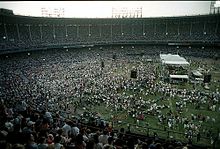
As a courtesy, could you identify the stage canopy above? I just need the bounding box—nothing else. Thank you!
[160,54,190,66]
[192,70,203,77]
[170,75,189,79]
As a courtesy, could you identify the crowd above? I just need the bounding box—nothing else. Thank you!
[0,45,220,149]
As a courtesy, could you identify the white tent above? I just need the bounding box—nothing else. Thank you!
[192,70,203,77]
[160,54,190,83]
[170,75,189,79]
[160,54,190,66]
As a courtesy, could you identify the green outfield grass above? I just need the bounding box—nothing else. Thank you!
[76,58,220,148]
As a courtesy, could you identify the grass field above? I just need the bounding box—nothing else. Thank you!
[73,57,220,148]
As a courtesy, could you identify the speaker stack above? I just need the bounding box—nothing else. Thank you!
[204,74,211,83]
[130,70,137,79]
[113,54,116,60]
[101,61,104,68]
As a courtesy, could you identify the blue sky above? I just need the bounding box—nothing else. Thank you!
[0,1,215,18]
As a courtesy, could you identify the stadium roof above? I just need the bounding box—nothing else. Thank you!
[160,54,190,66]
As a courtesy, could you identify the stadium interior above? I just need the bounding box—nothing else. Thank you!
[0,7,220,149]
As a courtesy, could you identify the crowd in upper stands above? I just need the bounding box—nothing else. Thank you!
[0,13,219,51]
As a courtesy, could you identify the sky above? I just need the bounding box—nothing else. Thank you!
[0,1,218,18]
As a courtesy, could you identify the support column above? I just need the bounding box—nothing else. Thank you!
[28,25,32,41]
[215,21,219,34]
[4,24,8,41]
[16,24,20,41]
[190,22,192,36]
[99,24,101,38]
[111,24,113,40]
[53,25,55,39]
[203,22,206,34]
[131,24,134,36]
[40,25,42,41]
[165,21,168,34]
[177,21,180,35]
[121,24,123,36]
[65,25,68,37]
[88,24,91,37]
[76,25,79,38]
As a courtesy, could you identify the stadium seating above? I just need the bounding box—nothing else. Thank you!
[0,14,219,51]
[0,13,219,148]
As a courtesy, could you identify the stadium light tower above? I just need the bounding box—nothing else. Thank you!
[41,8,48,17]
[112,7,142,18]
[41,7,65,17]
[210,1,220,14]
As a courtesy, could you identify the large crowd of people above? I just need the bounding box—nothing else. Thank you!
[0,45,220,149]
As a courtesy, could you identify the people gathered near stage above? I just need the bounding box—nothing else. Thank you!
[0,46,219,148]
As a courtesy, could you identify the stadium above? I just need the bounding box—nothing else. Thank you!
[0,1,220,149]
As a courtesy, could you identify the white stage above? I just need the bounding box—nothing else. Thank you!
[160,54,190,83]
[170,75,189,79]
[160,54,190,66]
[191,70,203,77]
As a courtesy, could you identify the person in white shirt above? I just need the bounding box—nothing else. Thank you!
[62,120,71,137]
[103,137,115,149]
[71,123,80,137]
[98,130,109,145]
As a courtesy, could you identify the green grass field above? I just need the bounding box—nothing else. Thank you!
[74,57,220,148]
